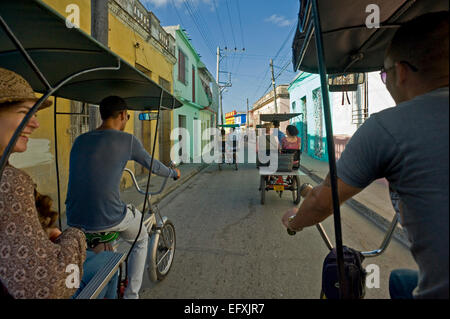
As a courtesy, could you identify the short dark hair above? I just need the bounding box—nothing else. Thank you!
[99,96,128,120]
[286,125,299,136]
[273,120,280,127]
[387,11,449,78]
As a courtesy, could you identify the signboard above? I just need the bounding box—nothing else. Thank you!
[139,112,159,121]
[225,110,237,119]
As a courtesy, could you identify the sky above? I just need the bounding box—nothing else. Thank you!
[140,0,301,115]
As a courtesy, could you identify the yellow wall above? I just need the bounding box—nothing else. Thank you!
[15,0,176,209]
[11,0,93,212]
[108,12,175,166]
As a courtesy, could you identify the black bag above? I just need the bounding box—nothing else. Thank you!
[321,246,366,299]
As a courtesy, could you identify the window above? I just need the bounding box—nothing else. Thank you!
[135,63,152,79]
[178,48,188,85]
[159,76,171,92]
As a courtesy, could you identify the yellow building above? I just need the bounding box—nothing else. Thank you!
[9,0,176,217]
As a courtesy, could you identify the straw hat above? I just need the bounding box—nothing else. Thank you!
[0,67,52,109]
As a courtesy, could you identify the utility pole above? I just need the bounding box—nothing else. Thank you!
[90,0,109,131]
[270,59,278,114]
[216,46,232,125]
[216,47,224,125]
[246,98,249,129]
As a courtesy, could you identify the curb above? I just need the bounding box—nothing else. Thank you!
[136,163,209,212]
[299,164,411,248]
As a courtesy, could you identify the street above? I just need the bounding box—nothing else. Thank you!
[138,147,417,299]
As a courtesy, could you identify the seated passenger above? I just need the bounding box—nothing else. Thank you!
[0,68,117,299]
[281,125,301,167]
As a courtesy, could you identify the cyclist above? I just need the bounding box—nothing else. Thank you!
[282,12,449,299]
[65,96,180,299]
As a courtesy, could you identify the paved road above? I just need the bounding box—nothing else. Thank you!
[138,155,417,299]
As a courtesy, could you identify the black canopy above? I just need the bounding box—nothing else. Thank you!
[292,0,449,74]
[0,0,182,110]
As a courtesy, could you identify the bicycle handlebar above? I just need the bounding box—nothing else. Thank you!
[123,166,174,196]
[287,182,400,258]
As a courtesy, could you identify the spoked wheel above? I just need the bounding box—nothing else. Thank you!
[292,175,301,204]
[148,220,176,282]
[260,176,266,205]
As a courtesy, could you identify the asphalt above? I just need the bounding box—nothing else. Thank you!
[63,149,410,249]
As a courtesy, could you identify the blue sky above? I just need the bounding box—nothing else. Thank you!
[141,0,300,115]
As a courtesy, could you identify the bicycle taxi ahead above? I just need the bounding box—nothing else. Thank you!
[257,113,303,205]
[217,124,239,171]
[0,0,183,299]
[289,0,448,299]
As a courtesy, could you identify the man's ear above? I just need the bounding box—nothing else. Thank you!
[395,62,408,86]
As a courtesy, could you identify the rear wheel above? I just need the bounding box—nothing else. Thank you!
[292,175,301,204]
[148,220,176,282]
[260,176,266,205]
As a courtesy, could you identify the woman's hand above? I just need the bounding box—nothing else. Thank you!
[46,227,62,242]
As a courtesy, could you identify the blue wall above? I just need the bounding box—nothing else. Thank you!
[288,73,330,162]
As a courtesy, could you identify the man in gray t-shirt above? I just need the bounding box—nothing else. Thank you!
[66,96,180,299]
[282,12,449,298]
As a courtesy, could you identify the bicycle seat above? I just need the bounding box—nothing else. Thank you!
[85,232,119,249]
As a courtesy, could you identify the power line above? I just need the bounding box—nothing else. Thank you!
[182,0,216,57]
[225,0,238,50]
[212,0,228,49]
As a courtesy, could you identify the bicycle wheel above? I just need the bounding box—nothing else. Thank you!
[147,220,176,282]
[260,176,266,205]
[292,175,301,204]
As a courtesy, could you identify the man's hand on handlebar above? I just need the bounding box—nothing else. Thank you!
[173,168,181,181]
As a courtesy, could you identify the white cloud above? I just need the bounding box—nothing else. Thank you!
[265,14,294,27]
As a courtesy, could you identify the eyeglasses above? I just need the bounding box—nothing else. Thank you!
[380,61,419,84]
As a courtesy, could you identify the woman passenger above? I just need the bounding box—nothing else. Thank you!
[0,67,116,299]
[281,125,301,167]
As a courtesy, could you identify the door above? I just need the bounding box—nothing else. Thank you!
[178,115,186,163]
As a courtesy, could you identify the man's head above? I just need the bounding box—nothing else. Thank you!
[383,11,449,104]
[99,96,130,131]
[273,120,280,128]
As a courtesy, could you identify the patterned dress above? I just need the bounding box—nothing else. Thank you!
[0,164,86,299]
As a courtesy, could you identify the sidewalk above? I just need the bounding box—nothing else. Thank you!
[299,154,410,247]
[120,162,208,212]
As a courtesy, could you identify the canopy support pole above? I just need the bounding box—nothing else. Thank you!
[125,89,164,269]
[310,0,348,299]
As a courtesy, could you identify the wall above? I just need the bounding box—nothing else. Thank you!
[8,0,93,211]
[288,71,395,162]
[9,0,177,218]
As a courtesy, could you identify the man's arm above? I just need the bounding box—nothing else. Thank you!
[282,115,398,232]
[283,174,363,231]
[130,135,178,178]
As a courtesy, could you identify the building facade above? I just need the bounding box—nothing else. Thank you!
[251,84,290,134]
[164,25,219,163]
[8,0,179,213]
[288,72,395,161]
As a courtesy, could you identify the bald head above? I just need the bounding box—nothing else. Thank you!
[386,11,449,82]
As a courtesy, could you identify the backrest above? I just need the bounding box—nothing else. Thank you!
[281,148,300,162]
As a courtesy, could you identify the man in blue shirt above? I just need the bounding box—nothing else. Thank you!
[282,12,448,298]
[272,120,286,148]
[66,96,180,299]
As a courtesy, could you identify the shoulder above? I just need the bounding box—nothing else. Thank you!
[0,165,33,195]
